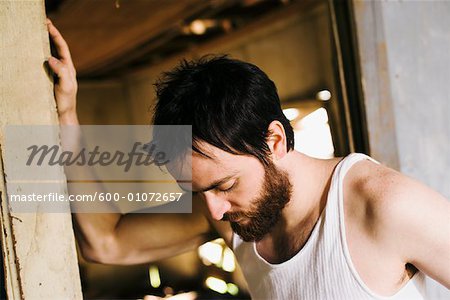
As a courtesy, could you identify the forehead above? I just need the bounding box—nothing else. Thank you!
[193,143,238,170]
[166,142,262,189]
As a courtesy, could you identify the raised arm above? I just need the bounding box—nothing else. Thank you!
[47,19,212,265]
[73,200,213,265]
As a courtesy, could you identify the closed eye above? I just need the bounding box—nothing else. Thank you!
[218,181,236,193]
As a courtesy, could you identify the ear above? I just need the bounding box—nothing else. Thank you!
[266,120,288,160]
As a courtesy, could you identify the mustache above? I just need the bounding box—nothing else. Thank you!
[221,211,251,222]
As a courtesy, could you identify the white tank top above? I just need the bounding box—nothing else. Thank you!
[232,153,427,300]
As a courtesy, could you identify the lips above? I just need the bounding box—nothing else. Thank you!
[223,212,248,223]
[232,217,251,226]
[231,217,243,223]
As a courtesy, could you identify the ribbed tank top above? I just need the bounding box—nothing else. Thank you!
[232,153,427,300]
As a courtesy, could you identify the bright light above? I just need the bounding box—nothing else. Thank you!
[222,248,236,272]
[205,277,228,294]
[283,108,300,121]
[227,283,239,296]
[149,265,161,288]
[299,107,328,128]
[316,90,331,101]
[294,108,334,159]
[190,20,206,35]
[198,242,223,265]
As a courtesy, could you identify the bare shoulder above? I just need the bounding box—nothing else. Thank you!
[344,158,449,237]
[344,158,399,214]
[345,158,449,232]
[344,158,450,288]
[342,158,395,233]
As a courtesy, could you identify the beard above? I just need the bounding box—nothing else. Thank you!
[222,161,293,242]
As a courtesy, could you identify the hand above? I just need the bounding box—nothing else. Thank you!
[46,18,79,125]
[143,291,197,300]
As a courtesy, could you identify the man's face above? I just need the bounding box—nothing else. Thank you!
[170,143,293,242]
[223,160,292,241]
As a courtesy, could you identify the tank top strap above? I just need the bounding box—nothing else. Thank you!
[332,152,381,228]
[321,152,381,246]
[338,153,381,178]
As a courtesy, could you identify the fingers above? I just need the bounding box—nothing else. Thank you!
[48,56,70,78]
[48,56,77,95]
[46,18,74,67]
[142,292,197,300]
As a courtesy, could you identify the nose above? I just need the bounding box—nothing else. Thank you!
[203,191,231,221]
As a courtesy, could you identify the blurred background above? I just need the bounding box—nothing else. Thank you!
[46,0,354,298]
[43,0,450,299]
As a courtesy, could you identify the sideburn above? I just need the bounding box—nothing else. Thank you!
[229,161,293,242]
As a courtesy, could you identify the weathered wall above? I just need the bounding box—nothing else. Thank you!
[381,1,450,198]
[354,0,450,197]
[0,0,82,299]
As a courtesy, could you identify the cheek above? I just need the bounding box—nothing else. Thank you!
[232,171,265,208]
[243,161,266,193]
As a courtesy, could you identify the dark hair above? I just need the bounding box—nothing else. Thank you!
[153,55,294,165]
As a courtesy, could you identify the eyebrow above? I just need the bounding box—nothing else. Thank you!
[181,172,238,193]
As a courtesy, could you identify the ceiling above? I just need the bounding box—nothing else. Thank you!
[46,0,298,79]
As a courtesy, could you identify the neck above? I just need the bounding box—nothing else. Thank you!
[259,152,339,258]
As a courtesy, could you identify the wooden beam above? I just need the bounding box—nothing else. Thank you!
[49,0,212,76]
[127,0,322,80]
[0,1,83,298]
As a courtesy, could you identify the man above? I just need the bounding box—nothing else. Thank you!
[47,19,450,299]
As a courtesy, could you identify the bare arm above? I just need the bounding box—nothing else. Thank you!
[359,161,450,288]
[73,200,212,265]
[47,19,212,265]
